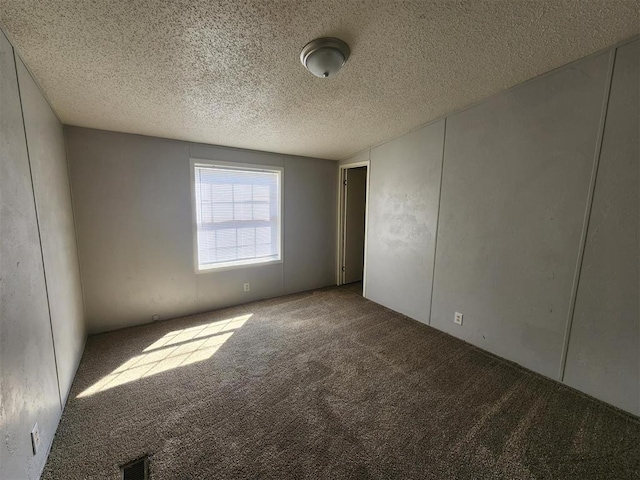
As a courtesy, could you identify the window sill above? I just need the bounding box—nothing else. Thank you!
[195,258,282,274]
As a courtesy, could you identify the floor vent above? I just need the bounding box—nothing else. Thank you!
[120,455,149,480]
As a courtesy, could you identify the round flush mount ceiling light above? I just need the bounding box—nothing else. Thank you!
[300,37,350,78]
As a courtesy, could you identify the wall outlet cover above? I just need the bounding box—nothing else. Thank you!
[244,283,251,292]
[454,312,463,325]
[152,314,160,321]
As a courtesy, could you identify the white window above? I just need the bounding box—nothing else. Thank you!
[191,160,282,271]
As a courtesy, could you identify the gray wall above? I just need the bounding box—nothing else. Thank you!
[366,122,444,323]
[563,40,639,414]
[431,51,610,379]
[282,155,337,294]
[348,38,639,415]
[66,127,336,333]
[0,29,86,480]
[16,58,86,404]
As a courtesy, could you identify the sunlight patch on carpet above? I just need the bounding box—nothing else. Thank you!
[77,314,252,398]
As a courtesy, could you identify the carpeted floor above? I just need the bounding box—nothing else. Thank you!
[43,285,639,479]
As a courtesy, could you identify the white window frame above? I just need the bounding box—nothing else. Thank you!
[190,158,284,273]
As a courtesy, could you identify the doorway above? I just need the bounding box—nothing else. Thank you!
[337,161,369,295]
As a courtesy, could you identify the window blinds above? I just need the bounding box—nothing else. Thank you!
[194,164,281,270]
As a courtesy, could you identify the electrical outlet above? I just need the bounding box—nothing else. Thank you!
[454,312,463,325]
[31,423,40,455]
[243,283,251,292]
[152,314,160,321]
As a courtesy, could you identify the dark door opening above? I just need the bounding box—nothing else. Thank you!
[341,165,367,293]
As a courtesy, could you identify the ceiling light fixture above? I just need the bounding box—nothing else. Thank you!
[300,37,350,78]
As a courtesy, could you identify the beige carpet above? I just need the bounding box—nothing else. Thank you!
[43,285,639,479]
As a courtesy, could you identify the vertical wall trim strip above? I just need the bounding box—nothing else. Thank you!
[63,128,88,334]
[427,118,447,326]
[281,156,286,296]
[13,50,63,410]
[558,48,617,382]
[362,149,371,298]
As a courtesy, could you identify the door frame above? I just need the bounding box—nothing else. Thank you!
[336,160,370,295]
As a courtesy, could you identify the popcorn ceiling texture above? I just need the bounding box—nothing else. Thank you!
[0,0,638,160]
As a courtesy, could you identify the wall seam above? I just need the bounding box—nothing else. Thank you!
[362,148,371,298]
[188,143,201,314]
[558,48,617,382]
[61,127,89,404]
[13,50,63,410]
[427,119,447,326]
[281,156,286,295]
[63,127,89,338]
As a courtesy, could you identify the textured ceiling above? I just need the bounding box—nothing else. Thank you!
[1,1,638,160]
